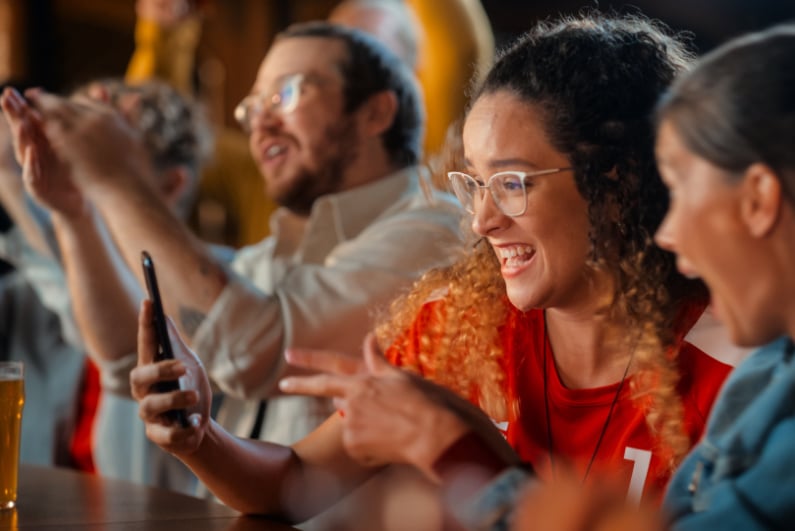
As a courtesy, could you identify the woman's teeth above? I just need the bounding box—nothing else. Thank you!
[497,246,534,266]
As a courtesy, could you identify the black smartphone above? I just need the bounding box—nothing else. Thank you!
[141,251,189,428]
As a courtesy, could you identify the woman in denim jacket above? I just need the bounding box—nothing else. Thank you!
[653,23,795,530]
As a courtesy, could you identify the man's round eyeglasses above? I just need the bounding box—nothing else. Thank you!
[447,168,573,217]
[234,73,307,133]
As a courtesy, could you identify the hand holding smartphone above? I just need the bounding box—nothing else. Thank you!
[141,251,189,428]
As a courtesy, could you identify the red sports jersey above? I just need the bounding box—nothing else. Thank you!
[387,301,732,504]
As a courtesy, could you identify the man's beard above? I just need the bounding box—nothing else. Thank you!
[274,119,359,216]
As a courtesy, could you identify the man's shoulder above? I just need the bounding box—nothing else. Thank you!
[377,194,461,225]
[370,169,462,228]
[317,166,463,237]
[377,167,461,217]
[358,188,462,247]
[228,236,278,273]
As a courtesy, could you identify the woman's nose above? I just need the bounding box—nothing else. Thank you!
[471,189,509,236]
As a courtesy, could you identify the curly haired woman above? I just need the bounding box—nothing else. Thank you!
[128,12,732,529]
[370,12,732,503]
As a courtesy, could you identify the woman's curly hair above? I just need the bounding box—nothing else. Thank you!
[377,12,707,469]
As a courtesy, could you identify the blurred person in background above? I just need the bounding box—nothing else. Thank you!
[0,77,221,494]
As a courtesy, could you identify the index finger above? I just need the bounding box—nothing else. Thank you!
[278,372,354,398]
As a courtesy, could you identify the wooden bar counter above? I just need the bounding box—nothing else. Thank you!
[2,464,296,530]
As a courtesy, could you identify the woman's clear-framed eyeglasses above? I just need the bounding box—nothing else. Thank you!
[447,168,573,217]
[234,73,308,133]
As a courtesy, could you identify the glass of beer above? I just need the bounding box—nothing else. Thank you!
[0,362,24,510]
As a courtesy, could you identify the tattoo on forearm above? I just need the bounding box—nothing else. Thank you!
[180,307,207,338]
